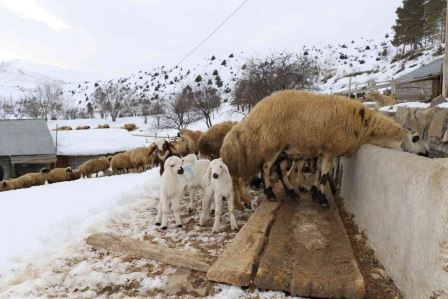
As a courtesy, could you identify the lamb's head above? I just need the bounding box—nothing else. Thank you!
[209,158,229,179]
[164,156,184,175]
[401,130,428,156]
[181,154,198,166]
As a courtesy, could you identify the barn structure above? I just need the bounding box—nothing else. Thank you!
[52,128,147,169]
[393,57,443,102]
[0,119,56,179]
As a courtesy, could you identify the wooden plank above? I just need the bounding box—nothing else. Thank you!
[206,198,281,286]
[254,195,366,299]
[86,233,211,272]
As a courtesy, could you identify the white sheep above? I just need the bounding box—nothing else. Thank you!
[199,159,238,233]
[181,154,211,212]
[155,156,186,229]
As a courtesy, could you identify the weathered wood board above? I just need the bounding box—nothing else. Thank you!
[86,233,211,272]
[254,195,366,299]
[206,198,281,286]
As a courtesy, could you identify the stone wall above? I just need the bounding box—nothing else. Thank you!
[383,107,448,157]
[340,145,448,298]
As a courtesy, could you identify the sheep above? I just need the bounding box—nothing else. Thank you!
[198,121,237,159]
[97,124,110,129]
[220,90,428,207]
[123,123,137,131]
[76,125,90,130]
[154,138,180,175]
[177,128,202,155]
[199,158,238,233]
[181,154,211,212]
[109,153,132,174]
[155,156,186,229]
[79,157,110,178]
[26,167,50,186]
[127,145,157,172]
[55,126,72,131]
[47,167,79,184]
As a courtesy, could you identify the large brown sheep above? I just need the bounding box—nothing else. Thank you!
[220,90,425,206]
[177,128,202,155]
[47,167,80,184]
[127,145,157,172]
[109,153,132,174]
[26,168,51,186]
[79,157,110,178]
[198,121,237,159]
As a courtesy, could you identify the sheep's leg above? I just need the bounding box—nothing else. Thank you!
[290,160,308,192]
[199,189,213,226]
[277,158,299,201]
[172,195,182,228]
[310,157,322,201]
[212,194,223,233]
[155,198,163,226]
[262,151,283,200]
[188,188,197,212]
[228,193,238,231]
[210,200,215,214]
[312,155,333,207]
[232,177,244,210]
[161,197,170,229]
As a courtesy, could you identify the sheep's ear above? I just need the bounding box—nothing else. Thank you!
[1,181,6,187]
[40,167,50,174]
[65,167,73,173]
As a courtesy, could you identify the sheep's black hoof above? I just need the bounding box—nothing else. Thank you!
[299,187,309,193]
[155,222,161,226]
[285,188,299,200]
[176,224,182,228]
[210,209,215,215]
[330,187,339,196]
[315,190,329,207]
[264,187,277,201]
[310,186,319,201]
[244,203,252,210]
[250,176,263,189]
[188,208,193,213]
[161,226,168,230]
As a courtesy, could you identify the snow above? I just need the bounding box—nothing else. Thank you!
[51,128,149,155]
[379,102,431,113]
[437,101,448,108]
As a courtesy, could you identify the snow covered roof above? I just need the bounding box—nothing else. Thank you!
[52,128,148,156]
[396,57,443,82]
[0,119,56,157]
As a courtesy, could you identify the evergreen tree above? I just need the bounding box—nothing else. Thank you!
[425,0,447,44]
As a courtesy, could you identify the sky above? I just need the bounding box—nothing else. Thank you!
[0,0,402,78]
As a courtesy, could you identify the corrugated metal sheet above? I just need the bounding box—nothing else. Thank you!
[396,57,443,82]
[0,119,56,157]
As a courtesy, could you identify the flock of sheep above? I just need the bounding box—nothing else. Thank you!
[1,90,428,232]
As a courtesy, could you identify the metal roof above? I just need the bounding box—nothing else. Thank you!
[396,57,443,82]
[0,119,56,156]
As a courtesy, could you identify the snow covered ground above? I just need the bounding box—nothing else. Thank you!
[0,167,298,298]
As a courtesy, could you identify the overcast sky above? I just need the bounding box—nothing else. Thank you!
[0,0,402,78]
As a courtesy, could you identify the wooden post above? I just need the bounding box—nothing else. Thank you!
[443,0,448,97]
[348,77,352,98]
[391,79,396,97]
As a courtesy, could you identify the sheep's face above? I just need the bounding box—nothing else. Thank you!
[402,130,428,156]
[155,139,167,152]
[0,181,7,191]
[165,156,184,175]
[181,154,198,166]
[210,159,228,179]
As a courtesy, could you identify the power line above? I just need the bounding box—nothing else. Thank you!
[173,0,250,68]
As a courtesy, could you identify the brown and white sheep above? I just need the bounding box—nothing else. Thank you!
[79,157,110,178]
[109,153,132,174]
[198,121,237,159]
[76,125,90,130]
[47,167,79,184]
[154,139,180,175]
[220,90,426,206]
[177,128,202,155]
[127,145,157,172]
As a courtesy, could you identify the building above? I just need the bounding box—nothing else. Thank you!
[52,128,147,169]
[393,57,443,102]
[0,119,56,179]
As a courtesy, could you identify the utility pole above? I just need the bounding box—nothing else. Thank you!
[348,77,352,98]
[443,0,448,97]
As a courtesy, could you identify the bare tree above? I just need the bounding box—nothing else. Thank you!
[149,100,165,127]
[192,84,221,128]
[0,97,25,119]
[92,83,133,121]
[162,86,200,130]
[233,52,320,111]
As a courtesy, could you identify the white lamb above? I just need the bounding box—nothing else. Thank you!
[155,156,186,229]
[199,158,238,233]
[181,154,211,212]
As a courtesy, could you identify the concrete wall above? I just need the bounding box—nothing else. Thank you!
[341,145,448,298]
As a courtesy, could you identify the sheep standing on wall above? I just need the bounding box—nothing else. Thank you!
[155,156,186,229]
[220,90,427,206]
[199,159,238,233]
